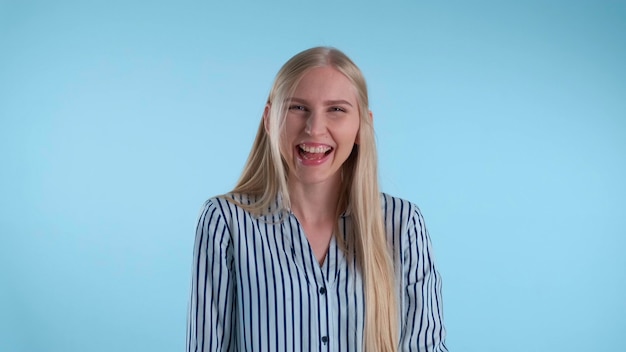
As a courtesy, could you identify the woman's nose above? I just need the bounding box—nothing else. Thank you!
[305,112,325,136]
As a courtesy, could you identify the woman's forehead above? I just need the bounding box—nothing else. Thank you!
[290,67,358,103]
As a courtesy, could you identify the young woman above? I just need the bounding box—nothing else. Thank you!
[187,47,447,352]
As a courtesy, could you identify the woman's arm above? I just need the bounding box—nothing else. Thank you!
[399,206,448,352]
[186,199,236,352]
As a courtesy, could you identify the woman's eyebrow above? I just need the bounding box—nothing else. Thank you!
[286,97,353,107]
[286,97,308,104]
[325,99,353,107]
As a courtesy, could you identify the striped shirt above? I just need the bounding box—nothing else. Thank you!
[186,193,448,351]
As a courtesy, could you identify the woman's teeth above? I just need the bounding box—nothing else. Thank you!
[299,144,331,154]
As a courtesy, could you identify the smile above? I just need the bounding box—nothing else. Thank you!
[297,143,333,163]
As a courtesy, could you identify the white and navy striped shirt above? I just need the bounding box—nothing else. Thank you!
[186,193,447,351]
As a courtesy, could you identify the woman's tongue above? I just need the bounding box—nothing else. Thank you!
[299,146,330,160]
[301,149,326,160]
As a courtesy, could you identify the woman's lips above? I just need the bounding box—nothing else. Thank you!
[296,143,333,165]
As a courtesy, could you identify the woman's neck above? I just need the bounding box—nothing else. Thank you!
[287,179,341,224]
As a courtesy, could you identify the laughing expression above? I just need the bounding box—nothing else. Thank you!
[279,66,360,189]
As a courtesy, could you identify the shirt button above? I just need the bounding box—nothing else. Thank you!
[321,336,328,344]
[319,287,326,295]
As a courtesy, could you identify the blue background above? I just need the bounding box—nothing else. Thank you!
[1,1,624,351]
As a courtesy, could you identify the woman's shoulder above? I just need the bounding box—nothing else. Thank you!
[380,192,424,219]
[200,193,258,213]
[200,192,283,221]
[379,193,431,255]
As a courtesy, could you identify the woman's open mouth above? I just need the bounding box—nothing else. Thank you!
[297,143,333,162]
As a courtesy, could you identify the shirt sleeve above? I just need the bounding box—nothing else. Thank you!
[399,206,448,351]
[186,199,236,352]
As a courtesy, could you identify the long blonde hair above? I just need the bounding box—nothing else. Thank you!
[230,47,397,352]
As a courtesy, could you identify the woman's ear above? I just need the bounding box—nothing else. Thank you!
[263,103,271,134]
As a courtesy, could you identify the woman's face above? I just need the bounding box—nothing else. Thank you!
[277,66,360,190]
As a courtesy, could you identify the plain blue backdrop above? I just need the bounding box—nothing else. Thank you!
[1,1,624,351]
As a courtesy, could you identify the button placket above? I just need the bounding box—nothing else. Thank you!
[317,275,331,349]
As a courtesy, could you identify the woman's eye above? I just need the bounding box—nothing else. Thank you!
[330,107,346,112]
[289,105,307,111]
